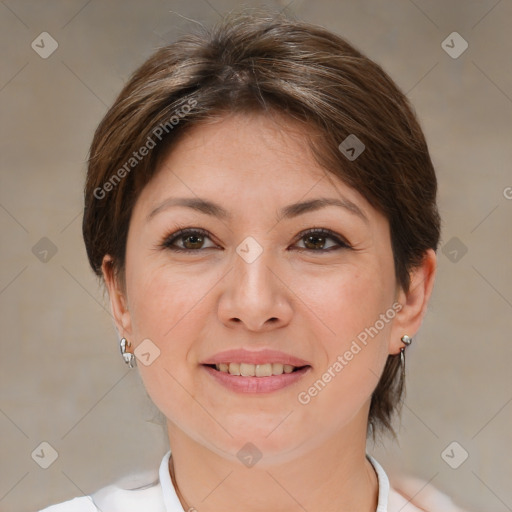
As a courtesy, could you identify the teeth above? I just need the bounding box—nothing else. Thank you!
[240,363,256,376]
[214,362,299,376]
[228,362,240,375]
[272,363,283,375]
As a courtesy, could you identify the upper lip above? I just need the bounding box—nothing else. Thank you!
[200,348,311,367]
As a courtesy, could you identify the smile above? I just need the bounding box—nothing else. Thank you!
[202,363,312,393]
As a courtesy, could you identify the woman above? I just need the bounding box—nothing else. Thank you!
[40,10,469,512]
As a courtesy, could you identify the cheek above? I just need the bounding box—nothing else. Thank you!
[124,259,214,377]
[292,261,393,346]
[128,271,183,338]
[292,263,394,411]
[125,249,207,338]
[125,265,209,426]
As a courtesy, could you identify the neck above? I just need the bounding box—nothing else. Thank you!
[166,412,379,512]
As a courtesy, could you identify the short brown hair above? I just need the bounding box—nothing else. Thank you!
[83,10,441,440]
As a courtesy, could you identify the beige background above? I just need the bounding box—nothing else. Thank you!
[1,1,511,511]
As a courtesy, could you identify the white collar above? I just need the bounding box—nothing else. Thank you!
[159,450,186,511]
[159,450,391,512]
[366,453,391,512]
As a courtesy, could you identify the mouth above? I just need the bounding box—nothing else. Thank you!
[201,362,312,393]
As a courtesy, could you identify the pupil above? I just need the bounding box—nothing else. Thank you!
[305,234,324,250]
[185,234,202,249]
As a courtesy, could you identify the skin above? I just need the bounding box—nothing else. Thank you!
[103,112,437,512]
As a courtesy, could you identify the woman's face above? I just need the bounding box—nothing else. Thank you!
[106,112,418,464]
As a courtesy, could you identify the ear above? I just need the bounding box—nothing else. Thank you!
[389,249,437,355]
[101,255,133,340]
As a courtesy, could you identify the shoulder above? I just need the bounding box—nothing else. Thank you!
[38,482,167,512]
[388,486,434,511]
[38,483,166,512]
[38,453,172,512]
[368,454,469,512]
[38,495,97,511]
[388,475,469,512]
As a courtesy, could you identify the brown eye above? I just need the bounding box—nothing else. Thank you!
[181,232,205,250]
[162,229,216,252]
[303,233,329,250]
[295,228,351,252]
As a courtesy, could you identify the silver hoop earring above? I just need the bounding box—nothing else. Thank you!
[120,337,137,368]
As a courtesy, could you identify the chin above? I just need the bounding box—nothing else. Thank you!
[201,421,314,468]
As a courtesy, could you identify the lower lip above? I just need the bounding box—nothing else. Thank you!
[202,365,311,393]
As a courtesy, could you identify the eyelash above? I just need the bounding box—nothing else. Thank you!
[159,226,352,253]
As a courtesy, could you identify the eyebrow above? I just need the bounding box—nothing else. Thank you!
[147,196,369,224]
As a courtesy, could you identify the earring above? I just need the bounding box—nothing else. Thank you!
[120,337,137,368]
[401,334,412,346]
[400,334,412,369]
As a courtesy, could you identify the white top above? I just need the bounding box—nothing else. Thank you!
[39,450,465,512]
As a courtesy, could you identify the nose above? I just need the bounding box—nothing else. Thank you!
[217,246,293,332]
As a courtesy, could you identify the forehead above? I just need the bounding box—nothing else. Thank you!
[164,112,323,180]
[135,112,373,217]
